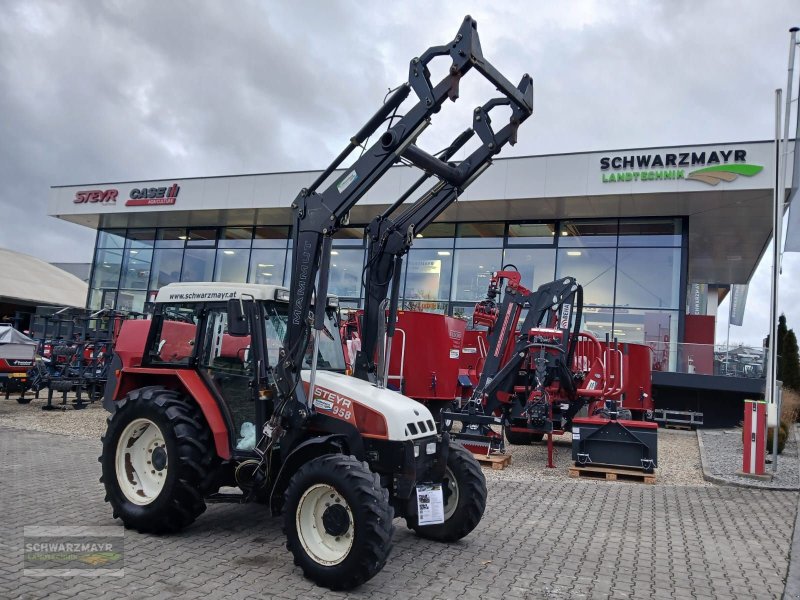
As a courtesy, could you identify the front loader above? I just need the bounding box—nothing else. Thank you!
[99,17,533,590]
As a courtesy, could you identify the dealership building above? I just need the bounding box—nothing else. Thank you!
[49,140,781,424]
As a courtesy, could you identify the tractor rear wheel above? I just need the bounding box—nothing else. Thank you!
[407,442,487,542]
[505,427,544,445]
[283,454,394,590]
[100,386,212,533]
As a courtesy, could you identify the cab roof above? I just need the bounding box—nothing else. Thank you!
[155,282,287,303]
[154,282,339,306]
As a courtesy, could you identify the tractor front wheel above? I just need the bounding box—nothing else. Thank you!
[407,442,487,542]
[100,387,212,533]
[283,454,394,590]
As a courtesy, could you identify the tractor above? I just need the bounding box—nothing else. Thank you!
[100,16,533,589]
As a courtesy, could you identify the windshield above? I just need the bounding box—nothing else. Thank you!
[264,302,346,372]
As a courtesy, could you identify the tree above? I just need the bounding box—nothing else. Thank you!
[778,314,788,380]
[782,329,800,391]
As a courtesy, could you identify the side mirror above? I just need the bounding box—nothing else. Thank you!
[227,298,250,337]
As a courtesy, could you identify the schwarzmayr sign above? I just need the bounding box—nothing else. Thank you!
[600,148,763,186]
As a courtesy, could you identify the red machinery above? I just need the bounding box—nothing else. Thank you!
[341,309,467,415]
[439,268,654,467]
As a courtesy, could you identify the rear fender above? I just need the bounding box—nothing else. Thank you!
[269,434,352,515]
[110,368,232,460]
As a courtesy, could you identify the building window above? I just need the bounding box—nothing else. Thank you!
[502,248,556,291]
[253,226,290,248]
[618,218,681,247]
[560,220,618,247]
[615,247,681,309]
[556,247,616,306]
[249,249,287,286]
[404,248,453,302]
[455,222,504,248]
[119,248,152,290]
[149,248,183,290]
[452,248,503,302]
[96,229,126,249]
[332,227,365,246]
[181,248,215,282]
[126,229,156,249]
[507,222,557,245]
[327,248,364,298]
[412,223,456,248]
[214,248,250,283]
[219,227,253,248]
[155,228,187,248]
[186,228,217,247]
[92,248,124,289]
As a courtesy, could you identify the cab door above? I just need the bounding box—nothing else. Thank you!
[197,305,257,451]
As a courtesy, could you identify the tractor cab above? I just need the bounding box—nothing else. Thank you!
[111,282,347,455]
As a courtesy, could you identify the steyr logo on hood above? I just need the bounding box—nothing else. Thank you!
[125,184,180,207]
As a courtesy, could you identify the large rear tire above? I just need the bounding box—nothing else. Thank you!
[283,454,394,590]
[407,442,487,542]
[505,427,544,445]
[100,386,212,533]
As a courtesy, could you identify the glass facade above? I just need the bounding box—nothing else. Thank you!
[88,219,685,351]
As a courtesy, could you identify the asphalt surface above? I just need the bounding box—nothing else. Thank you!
[0,426,797,599]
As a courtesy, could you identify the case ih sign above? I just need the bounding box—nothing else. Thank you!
[125,184,180,207]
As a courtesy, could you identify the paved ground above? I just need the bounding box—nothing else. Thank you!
[0,426,797,600]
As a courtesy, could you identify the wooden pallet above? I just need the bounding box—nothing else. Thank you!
[663,423,694,431]
[472,453,512,470]
[568,464,656,484]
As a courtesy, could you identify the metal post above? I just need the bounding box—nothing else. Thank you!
[765,89,782,415]
[772,381,783,473]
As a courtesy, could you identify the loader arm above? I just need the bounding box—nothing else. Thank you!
[354,80,534,383]
[273,16,534,423]
[471,277,582,413]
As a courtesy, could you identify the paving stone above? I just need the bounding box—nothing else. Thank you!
[0,426,796,599]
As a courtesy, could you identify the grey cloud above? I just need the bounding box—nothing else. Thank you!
[0,0,797,345]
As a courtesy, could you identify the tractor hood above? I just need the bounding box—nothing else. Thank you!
[300,370,437,442]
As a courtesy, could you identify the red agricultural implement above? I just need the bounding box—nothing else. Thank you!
[341,268,654,468]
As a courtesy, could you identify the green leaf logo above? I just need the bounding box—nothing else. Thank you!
[687,163,763,185]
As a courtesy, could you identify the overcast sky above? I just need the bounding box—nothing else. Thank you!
[0,0,798,344]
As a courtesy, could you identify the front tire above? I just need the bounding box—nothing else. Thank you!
[100,387,212,533]
[407,442,487,542]
[283,454,394,590]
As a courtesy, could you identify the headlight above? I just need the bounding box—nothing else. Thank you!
[413,445,420,458]
[425,442,436,455]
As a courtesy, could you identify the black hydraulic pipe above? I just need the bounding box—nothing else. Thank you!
[386,256,403,338]
[401,144,464,186]
[353,83,411,145]
[314,236,333,329]
[381,128,474,220]
[307,84,411,195]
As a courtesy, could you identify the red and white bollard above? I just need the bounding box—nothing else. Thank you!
[742,399,767,476]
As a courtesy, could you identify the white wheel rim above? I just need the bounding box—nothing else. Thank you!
[115,418,168,505]
[443,466,459,521]
[296,483,354,566]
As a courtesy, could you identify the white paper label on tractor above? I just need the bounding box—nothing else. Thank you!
[416,484,445,525]
[449,349,460,359]
[573,427,580,440]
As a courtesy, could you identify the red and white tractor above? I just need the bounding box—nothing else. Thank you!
[100,16,534,590]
